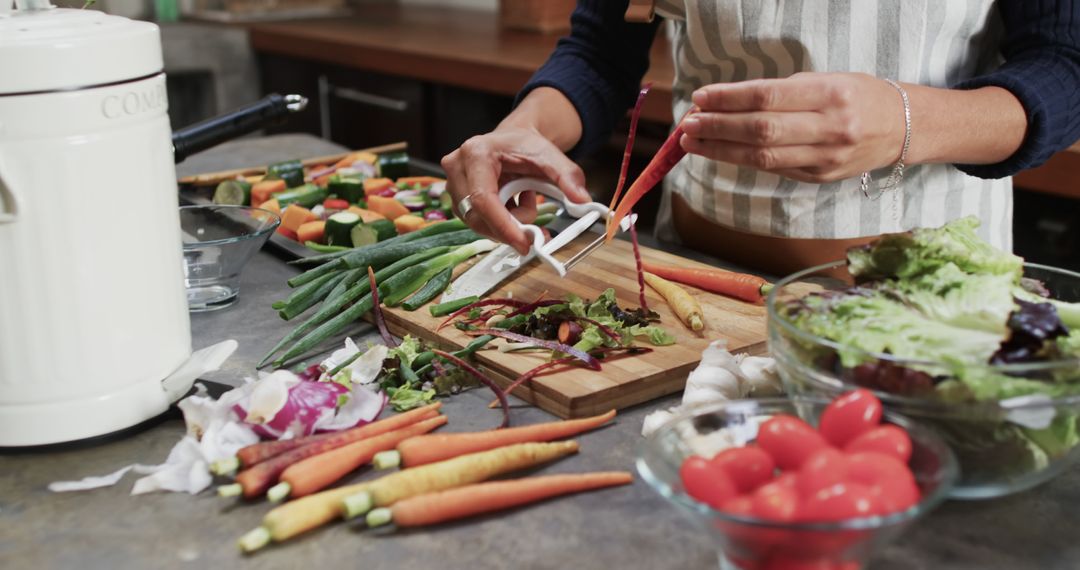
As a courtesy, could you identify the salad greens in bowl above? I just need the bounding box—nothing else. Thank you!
[767,217,1080,499]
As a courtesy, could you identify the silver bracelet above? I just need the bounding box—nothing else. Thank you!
[860,78,911,200]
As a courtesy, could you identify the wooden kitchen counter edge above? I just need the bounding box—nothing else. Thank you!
[246,4,675,124]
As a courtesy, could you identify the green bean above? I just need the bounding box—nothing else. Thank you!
[428,296,480,318]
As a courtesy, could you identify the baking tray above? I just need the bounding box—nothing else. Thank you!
[177,144,444,261]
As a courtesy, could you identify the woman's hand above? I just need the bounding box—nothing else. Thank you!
[441,126,590,254]
[680,72,908,183]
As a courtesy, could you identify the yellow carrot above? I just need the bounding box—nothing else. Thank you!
[340,441,580,519]
[644,271,705,331]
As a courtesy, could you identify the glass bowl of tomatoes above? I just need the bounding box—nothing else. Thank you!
[636,395,958,570]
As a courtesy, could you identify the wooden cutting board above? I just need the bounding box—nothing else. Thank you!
[381,232,768,418]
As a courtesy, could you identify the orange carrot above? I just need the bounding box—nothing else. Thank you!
[606,106,698,241]
[641,261,769,304]
[396,410,617,467]
[228,403,441,499]
[367,195,411,220]
[276,415,448,500]
[367,472,633,528]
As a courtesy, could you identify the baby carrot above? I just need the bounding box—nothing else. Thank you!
[366,472,633,528]
[606,106,698,241]
[224,403,441,499]
[643,271,705,332]
[393,410,616,467]
[641,261,769,304]
[341,441,580,519]
[270,415,448,501]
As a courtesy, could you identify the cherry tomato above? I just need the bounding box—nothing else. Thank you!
[818,389,883,448]
[844,425,912,463]
[773,471,800,489]
[762,557,859,570]
[712,446,777,493]
[751,479,801,522]
[680,455,738,509]
[727,555,763,570]
[757,415,829,470]
[799,482,882,522]
[845,452,919,514]
[720,494,756,516]
[796,448,849,499]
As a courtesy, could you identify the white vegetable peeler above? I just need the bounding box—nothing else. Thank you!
[497,178,635,277]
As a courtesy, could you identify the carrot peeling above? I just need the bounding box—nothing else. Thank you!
[641,261,769,304]
[607,84,653,213]
[396,410,616,467]
[368,266,397,347]
[433,349,510,429]
[366,472,633,528]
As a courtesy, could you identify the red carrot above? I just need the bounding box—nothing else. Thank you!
[233,432,336,470]
[227,403,441,499]
[365,472,633,528]
[606,106,699,242]
[641,261,769,304]
[273,415,448,500]
[396,410,616,467]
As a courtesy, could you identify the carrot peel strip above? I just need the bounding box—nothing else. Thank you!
[368,266,397,347]
[433,349,510,429]
[607,83,653,213]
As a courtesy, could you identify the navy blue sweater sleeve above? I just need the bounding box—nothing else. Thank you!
[954,0,1080,178]
[515,0,660,157]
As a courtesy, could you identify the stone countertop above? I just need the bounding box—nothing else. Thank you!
[3,135,1079,570]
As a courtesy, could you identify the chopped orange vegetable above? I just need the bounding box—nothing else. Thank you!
[393,213,426,234]
[395,176,444,187]
[276,226,298,241]
[260,199,281,216]
[252,179,287,208]
[367,195,411,220]
[346,206,387,223]
[280,205,317,233]
[363,178,395,196]
[296,221,326,244]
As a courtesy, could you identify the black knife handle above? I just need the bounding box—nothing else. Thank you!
[172,93,309,163]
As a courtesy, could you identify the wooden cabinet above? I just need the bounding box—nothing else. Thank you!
[256,53,512,163]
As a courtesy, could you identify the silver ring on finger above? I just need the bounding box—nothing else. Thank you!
[456,193,477,219]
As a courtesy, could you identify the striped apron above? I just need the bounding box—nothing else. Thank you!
[652,0,1014,250]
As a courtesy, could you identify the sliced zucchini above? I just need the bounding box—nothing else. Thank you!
[350,224,379,247]
[328,178,365,205]
[267,160,305,188]
[325,211,362,246]
[212,179,252,206]
[367,218,397,241]
[376,151,409,180]
[272,183,328,209]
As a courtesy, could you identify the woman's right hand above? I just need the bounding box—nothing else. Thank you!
[441,126,590,255]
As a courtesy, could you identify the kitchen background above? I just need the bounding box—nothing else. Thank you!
[91,0,1080,270]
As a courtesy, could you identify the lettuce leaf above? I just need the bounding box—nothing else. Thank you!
[388,335,422,368]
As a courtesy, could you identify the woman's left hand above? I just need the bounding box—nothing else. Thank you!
[680,72,907,183]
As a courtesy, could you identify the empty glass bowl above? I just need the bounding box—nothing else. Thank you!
[637,398,958,570]
[179,205,279,312]
[768,261,1080,499]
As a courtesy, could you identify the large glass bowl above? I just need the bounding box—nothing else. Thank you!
[768,261,1080,499]
[637,398,957,570]
[180,205,279,312]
